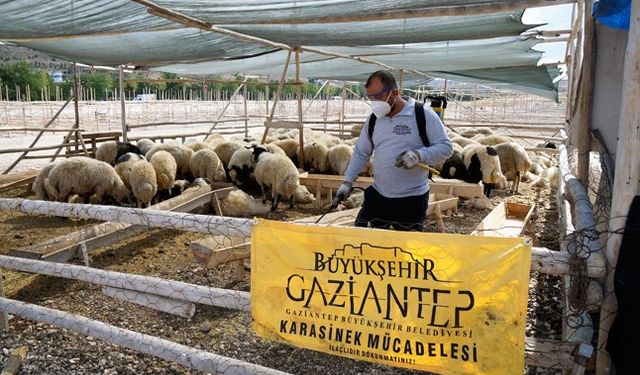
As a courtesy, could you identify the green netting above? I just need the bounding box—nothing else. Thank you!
[0,0,561,98]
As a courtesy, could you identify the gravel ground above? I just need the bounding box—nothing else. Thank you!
[0,178,563,375]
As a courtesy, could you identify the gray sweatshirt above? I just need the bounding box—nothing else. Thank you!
[343,97,453,198]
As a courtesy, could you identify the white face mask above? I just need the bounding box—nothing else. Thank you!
[370,92,393,118]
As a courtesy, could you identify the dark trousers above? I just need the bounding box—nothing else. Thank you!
[355,186,429,231]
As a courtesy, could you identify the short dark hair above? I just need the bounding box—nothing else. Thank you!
[365,70,397,89]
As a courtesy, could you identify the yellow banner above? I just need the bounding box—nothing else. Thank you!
[251,220,532,375]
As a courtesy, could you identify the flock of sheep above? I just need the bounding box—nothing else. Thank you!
[437,126,559,198]
[29,128,370,215]
[29,123,557,217]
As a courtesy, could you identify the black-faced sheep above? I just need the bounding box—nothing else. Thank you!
[32,162,59,200]
[130,160,157,208]
[461,144,506,197]
[228,146,257,188]
[145,143,193,178]
[190,149,226,183]
[96,141,144,165]
[492,142,532,193]
[149,150,177,193]
[439,151,469,180]
[45,157,131,204]
[327,144,353,175]
[114,152,147,189]
[254,152,300,211]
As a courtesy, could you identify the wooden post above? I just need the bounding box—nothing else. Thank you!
[576,0,596,185]
[0,268,8,331]
[265,75,270,117]
[119,66,127,143]
[73,63,80,131]
[597,1,640,373]
[295,48,305,167]
[260,50,293,144]
[243,76,248,138]
[472,84,477,123]
[399,69,405,92]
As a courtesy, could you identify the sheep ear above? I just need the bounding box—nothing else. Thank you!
[485,146,497,156]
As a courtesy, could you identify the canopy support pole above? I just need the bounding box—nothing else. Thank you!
[295,47,305,166]
[260,50,293,144]
[205,78,247,137]
[576,0,596,185]
[303,80,329,115]
[119,65,128,143]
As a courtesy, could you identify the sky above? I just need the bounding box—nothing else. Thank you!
[523,3,574,65]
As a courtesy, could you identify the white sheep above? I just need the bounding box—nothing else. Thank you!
[492,142,532,193]
[95,141,143,165]
[254,152,300,211]
[351,123,363,138]
[327,144,353,175]
[32,162,59,200]
[451,135,479,148]
[219,189,271,217]
[264,143,287,156]
[309,132,342,148]
[272,139,300,162]
[477,135,515,146]
[114,153,147,189]
[188,141,215,153]
[190,149,226,183]
[145,143,193,178]
[149,150,177,193]
[204,133,225,145]
[136,138,155,155]
[213,141,244,171]
[460,127,494,138]
[298,142,330,173]
[130,160,157,208]
[45,157,131,204]
[294,185,316,204]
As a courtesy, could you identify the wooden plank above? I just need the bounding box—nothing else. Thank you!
[102,286,196,318]
[0,172,37,193]
[0,346,28,375]
[471,202,535,237]
[9,184,220,261]
[192,208,361,267]
[299,174,484,198]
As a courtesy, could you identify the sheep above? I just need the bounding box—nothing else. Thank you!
[344,137,358,146]
[460,127,494,138]
[254,152,300,211]
[461,144,506,197]
[434,143,463,172]
[439,151,468,180]
[536,140,558,149]
[272,139,300,164]
[532,166,560,189]
[227,146,257,187]
[219,189,271,217]
[45,157,131,204]
[351,123,364,137]
[294,185,316,204]
[477,135,515,146]
[136,138,155,155]
[145,143,193,178]
[213,141,244,171]
[451,135,479,148]
[204,133,225,145]
[327,144,353,175]
[298,142,330,173]
[189,149,226,183]
[492,142,532,193]
[96,141,143,165]
[114,152,147,189]
[149,150,177,193]
[309,132,342,148]
[32,162,59,200]
[264,143,287,156]
[130,160,157,208]
[188,141,215,153]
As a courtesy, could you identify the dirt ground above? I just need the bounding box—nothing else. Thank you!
[0,178,562,375]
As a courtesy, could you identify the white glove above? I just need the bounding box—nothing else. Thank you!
[394,149,420,169]
[332,182,353,207]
